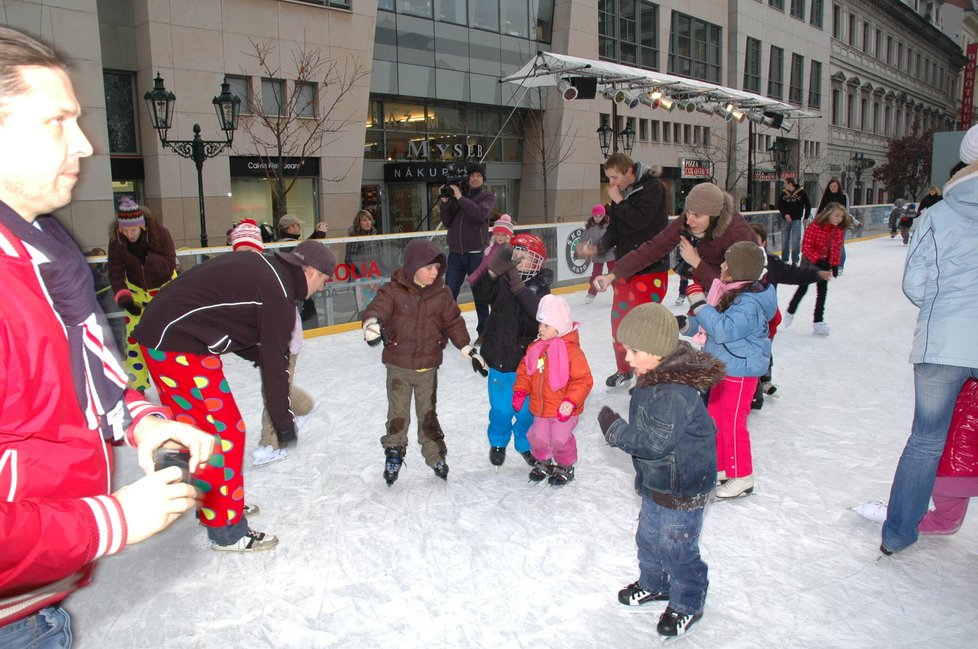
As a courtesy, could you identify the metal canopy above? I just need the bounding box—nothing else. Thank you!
[500,51,820,120]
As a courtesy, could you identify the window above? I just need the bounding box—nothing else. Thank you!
[860,97,868,131]
[846,93,854,127]
[500,0,528,37]
[808,60,821,108]
[847,14,855,46]
[599,0,659,70]
[296,81,316,118]
[790,0,805,20]
[651,120,660,142]
[810,0,823,28]
[862,22,869,52]
[436,0,466,24]
[225,75,250,114]
[744,37,762,93]
[875,29,882,58]
[399,0,432,18]
[831,88,839,125]
[789,53,804,104]
[103,70,138,154]
[886,36,892,64]
[639,118,649,141]
[873,101,880,132]
[769,0,784,9]
[291,0,351,6]
[668,12,721,83]
[832,4,840,38]
[261,78,284,115]
[767,45,783,99]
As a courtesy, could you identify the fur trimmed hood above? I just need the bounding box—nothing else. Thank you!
[706,192,737,241]
[635,340,726,391]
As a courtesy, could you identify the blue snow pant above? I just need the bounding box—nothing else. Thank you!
[487,368,533,452]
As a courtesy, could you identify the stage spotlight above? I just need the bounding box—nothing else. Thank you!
[556,78,578,101]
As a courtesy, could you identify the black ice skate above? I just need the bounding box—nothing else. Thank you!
[383,446,404,486]
[528,459,553,483]
[657,606,703,640]
[617,581,670,607]
[605,371,634,392]
[520,450,536,466]
[432,460,449,480]
[548,463,575,487]
[489,446,506,467]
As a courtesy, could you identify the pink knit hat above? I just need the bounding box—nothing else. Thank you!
[492,214,514,236]
[230,219,264,252]
[591,204,606,217]
[536,294,575,336]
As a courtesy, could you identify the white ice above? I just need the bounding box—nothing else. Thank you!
[69,236,977,648]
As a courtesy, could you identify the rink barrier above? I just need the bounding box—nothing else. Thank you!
[86,204,892,344]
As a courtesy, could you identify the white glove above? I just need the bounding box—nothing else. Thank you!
[461,344,488,376]
[363,317,383,346]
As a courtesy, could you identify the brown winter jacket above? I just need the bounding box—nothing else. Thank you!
[107,223,177,294]
[611,193,757,288]
[363,240,470,370]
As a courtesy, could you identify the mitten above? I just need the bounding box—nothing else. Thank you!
[676,314,689,334]
[115,290,142,316]
[488,246,515,278]
[363,317,384,346]
[597,406,624,445]
[512,390,528,412]
[276,425,297,449]
[461,345,488,376]
[556,399,575,423]
[504,266,525,294]
[685,281,706,314]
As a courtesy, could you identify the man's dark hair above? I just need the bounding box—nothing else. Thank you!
[0,26,67,107]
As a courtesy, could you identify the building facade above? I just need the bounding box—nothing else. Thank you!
[0,0,968,249]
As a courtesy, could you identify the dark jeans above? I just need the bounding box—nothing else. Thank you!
[636,495,708,615]
[0,606,73,648]
[787,261,831,322]
[446,251,489,333]
[208,516,250,545]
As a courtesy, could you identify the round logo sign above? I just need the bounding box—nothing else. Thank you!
[564,226,590,276]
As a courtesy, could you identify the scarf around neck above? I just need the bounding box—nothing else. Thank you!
[524,329,577,392]
[0,202,129,440]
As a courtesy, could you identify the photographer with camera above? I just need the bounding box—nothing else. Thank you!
[440,162,496,339]
[575,153,669,390]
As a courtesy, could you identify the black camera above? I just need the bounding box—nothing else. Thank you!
[671,228,701,278]
[440,167,468,199]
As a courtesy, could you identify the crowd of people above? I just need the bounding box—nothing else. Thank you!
[2,23,976,647]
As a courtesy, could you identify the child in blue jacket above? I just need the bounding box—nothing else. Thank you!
[598,303,725,640]
[679,241,777,499]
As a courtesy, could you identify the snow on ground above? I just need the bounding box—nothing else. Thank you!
[69,236,976,648]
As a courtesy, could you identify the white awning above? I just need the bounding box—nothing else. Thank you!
[500,51,819,121]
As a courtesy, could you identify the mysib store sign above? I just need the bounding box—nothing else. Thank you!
[407,141,485,160]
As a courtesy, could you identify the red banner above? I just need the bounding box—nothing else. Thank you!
[961,43,978,129]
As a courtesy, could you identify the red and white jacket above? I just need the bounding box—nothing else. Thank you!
[800,221,846,269]
[0,223,167,626]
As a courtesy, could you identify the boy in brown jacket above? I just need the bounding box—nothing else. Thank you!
[362,239,487,485]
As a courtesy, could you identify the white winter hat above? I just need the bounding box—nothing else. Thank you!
[960,124,978,164]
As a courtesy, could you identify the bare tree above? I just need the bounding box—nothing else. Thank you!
[518,88,577,222]
[239,38,367,219]
[681,122,748,193]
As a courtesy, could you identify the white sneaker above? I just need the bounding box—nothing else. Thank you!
[715,475,754,499]
[584,294,595,304]
[813,322,831,336]
[851,500,888,524]
[252,444,288,467]
[716,469,727,483]
[782,313,794,328]
[675,295,686,306]
[211,529,279,553]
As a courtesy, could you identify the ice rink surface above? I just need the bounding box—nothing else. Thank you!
[69,236,976,648]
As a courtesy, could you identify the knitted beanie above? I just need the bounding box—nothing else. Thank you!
[536,294,574,337]
[724,241,767,281]
[616,303,679,358]
[684,183,724,217]
[116,198,145,228]
[230,219,264,252]
[960,124,978,164]
[591,204,606,217]
[492,214,514,236]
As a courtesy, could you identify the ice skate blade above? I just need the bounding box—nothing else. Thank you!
[661,625,699,644]
[605,380,635,394]
[714,487,753,500]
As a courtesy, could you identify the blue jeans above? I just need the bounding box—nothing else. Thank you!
[207,515,250,546]
[781,218,802,265]
[487,369,533,452]
[882,363,978,552]
[446,251,489,333]
[0,606,73,648]
[636,495,708,615]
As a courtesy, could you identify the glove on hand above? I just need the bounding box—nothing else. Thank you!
[276,425,297,449]
[675,314,689,334]
[363,317,385,346]
[598,406,624,444]
[461,345,488,376]
[117,293,142,317]
[504,266,525,294]
[686,281,707,315]
[556,399,575,423]
[488,246,515,278]
[512,390,528,412]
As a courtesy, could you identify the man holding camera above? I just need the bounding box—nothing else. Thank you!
[576,153,669,390]
[440,162,496,338]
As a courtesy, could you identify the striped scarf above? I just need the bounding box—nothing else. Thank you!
[0,203,129,441]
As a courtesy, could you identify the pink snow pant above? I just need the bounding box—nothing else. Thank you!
[528,415,579,466]
[918,476,978,535]
[610,272,668,374]
[141,347,247,529]
[709,376,759,478]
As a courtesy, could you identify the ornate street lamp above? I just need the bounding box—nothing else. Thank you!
[619,122,635,156]
[848,152,875,205]
[144,73,240,247]
[768,137,789,197]
[596,117,613,158]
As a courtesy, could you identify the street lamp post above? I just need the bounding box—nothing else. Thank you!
[768,137,789,203]
[144,73,241,248]
[596,95,636,158]
[848,152,875,206]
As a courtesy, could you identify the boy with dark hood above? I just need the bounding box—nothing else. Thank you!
[362,239,487,486]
